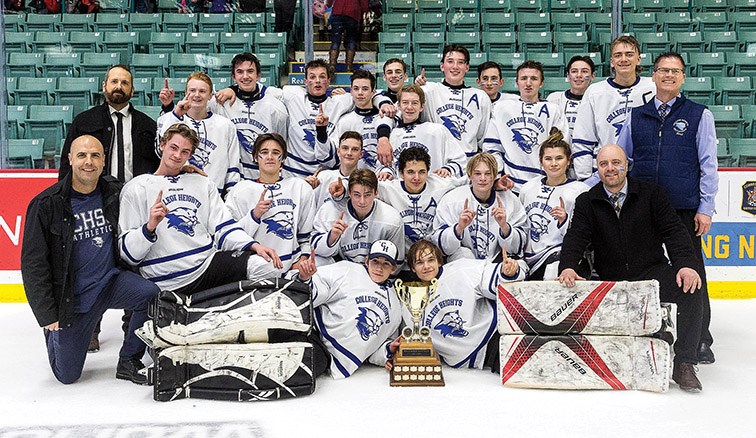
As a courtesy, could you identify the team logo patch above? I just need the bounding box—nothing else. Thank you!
[403,223,426,243]
[511,127,538,153]
[263,211,294,240]
[672,119,688,136]
[441,114,466,140]
[742,181,756,216]
[237,129,258,154]
[92,236,104,248]
[352,221,369,240]
[612,122,624,137]
[528,212,551,242]
[303,129,316,149]
[434,310,468,337]
[356,306,383,341]
[166,207,200,237]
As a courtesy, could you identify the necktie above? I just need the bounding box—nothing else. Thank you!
[659,103,669,123]
[610,193,621,217]
[115,112,125,182]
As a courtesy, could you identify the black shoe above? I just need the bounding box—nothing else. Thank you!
[87,332,100,353]
[672,362,702,393]
[698,342,715,364]
[116,358,149,385]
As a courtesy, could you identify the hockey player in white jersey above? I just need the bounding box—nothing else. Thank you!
[546,55,596,138]
[476,61,518,109]
[120,124,282,293]
[379,58,410,104]
[377,147,455,263]
[306,131,363,208]
[296,240,402,379]
[433,152,528,261]
[519,128,589,280]
[156,72,241,196]
[224,133,315,273]
[483,61,569,193]
[572,36,656,184]
[414,45,491,158]
[392,240,527,370]
[311,169,404,266]
[379,84,467,180]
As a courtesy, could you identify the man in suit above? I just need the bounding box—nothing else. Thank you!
[558,144,704,393]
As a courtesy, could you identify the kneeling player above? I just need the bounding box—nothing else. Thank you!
[119,124,282,294]
[390,240,526,370]
[297,240,402,378]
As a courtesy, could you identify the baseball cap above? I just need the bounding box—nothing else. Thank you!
[368,240,398,265]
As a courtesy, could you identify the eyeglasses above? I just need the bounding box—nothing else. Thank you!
[654,67,685,75]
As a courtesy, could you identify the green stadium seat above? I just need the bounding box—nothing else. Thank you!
[32,31,69,53]
[25,105,73,156]
[448,0,478,12]
[415,13,447,33]
[219,32,254,53]
[690,52,727,76]
[94,13,128,32]
[624,12,658,33]
[198,13,232,33]
[379,32,412,54]
[254,32,287,59]
[582,52,604,76]
[131,53,169,78]
[572,0,604,13]
[732,11,756,33]
[43,53,81,78]
[518,31,553,54]
[386,0,415,14]
[131,77,153,106]
[704,31,739,52]
[418,0,447,14]
[4,32,32,53]
[169,53,203,77]
[727,52,756,76]
[24,14,60,32]
[68,31,104,53]
[730,0,756,12]
[4,13,23,32]
[102,32,139,62]
[468,52,488,68]
[235,13,266,33]
[670,32,704,53]
[700,0,728,12]
[6,53,44,77]
[201,54,234,77]
[549,0,571,13]
[511,0,542,13]
[133,105,163,121]
[448,12,480,32]
[57,13,94,32]
[377,53,413,75]
[55,77,100,115]
[481,13,515,32]
[742,104,756,137]
[8,139,45,169]
[414,52,444,74]
[543,77,569,96]
[709,105,744,138]
[256,53,282,85]
[7,105,27,139]
[715,138,733,167]
[413,32,446,54]
[638,52,655,72]
[729,139,756,167]
[529,52,565,76]
[715,77,755,106]
[481,0,511,14]
[586,12,611,43]
[149,32,185,54]
[264,13,277,32]
[152,77,188,103]
[80,52,121,78]
[482,31,517,53]
[157,0,179,13]
[382,13,414,33]
[635,0,665,13]
[489,52,526,78]
[162,13,197,33]
[666,0,691,10]
[185,32,219,54]
[99,0,130,12]
[694,12,729,32]
[553,13,587,32]
[683,77,715,105]
[636,32,672,54]
[446,32,481,52]
[127,13,163,45]
[518,13,551,32]
[555,31,589,53]
[658,12,694,32]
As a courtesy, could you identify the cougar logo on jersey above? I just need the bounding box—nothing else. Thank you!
[165,175,180,184]
[166,207,200,237]
[612,122,624,137]
[441,114,466,140]
[356,306,383,341]
[237,129,258,154]
[404,223,427,243]
[529,212,550,242]
[512,127,539,153]
[303,129,316,149]
[362,150,378,169]
[92,236,104,248]
[434,310,468,337]
[189,145,211,169]
[263,211,294,240]
[352,221,369,240]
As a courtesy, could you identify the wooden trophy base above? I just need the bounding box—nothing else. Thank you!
[390,339,445,386]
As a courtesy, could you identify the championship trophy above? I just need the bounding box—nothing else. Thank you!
[390,278,445,387]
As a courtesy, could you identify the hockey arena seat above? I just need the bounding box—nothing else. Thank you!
[481,0,511,14]
[666,0,692,12]
[549,0,571,13]
[572,0,604,12]
[489,52,526,78]
[162,13,198,33]
[624,12,658,33]
[670,32,705,53]
[12,77,55,106]
[517,13,551,33]
[94,13,128,32]
[448,0,478,12]
[412,31,444,54]
[709,105,744,138]
[482,31,517,53]
[219,33,255,53]
[700,0,729,12]
[199,13,233,33]
[68,31,105,53]
[43,53,81,78]
[169,54,203,78]
[727,52,756,76]
[689,52,728,76]
[31,31,68,53]
[386,0,415,14]
[127,13,163,46]
[715,77,755,106]
[415,13,447,33]
[254,32,288,59]
[481,13,516,32]
[8,139,45,169]
[80,52,121,78]
[636,32,672,54]
[4,32,32,53]
[704,31,739,52]
[542,77,569,96]
[716,138,734,167]
[24,14,60,32]
[256,53,282,86]
[518,31,553,54]
[57,13,94,32]
[742,105,756,137]
[234,13,266,33]
[659,12,694,32]
[102,32,139,62]
[25,105,73,157]
[185,32,219,54]
[732,11,756,32]
[730,0,756,12]
[131,53,169,78]
[99,0,130,13]
[131,77,153,106]
[264,13,278,32]
[586,12,611,42]
[635,0,666,13]
[413,53,444,76]
[55,77,99,116]
[7,105,26,139]
[683,77,715,105]
[448,12,480,33]
[377,52,413,72]
[4,13,23,32]
[382,13,414,33]
[555,31,589,53]
[694,12,729,32]
[133,105,162,121]
[511,0,543,14]
[379,32,412,55]
[148,32,185,54]
[157,0,179,13]
[553,12,587,32]
[417,0,447,14]
[447,32,481,52]
[729,139,756,167]
[528,52,565,76]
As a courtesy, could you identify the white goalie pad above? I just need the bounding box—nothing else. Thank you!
[137,278,312,349]
[497,280,662,336]
[154,342,316,402]
[499,335,671,392]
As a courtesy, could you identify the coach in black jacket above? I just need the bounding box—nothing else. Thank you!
[558,144,704,393]
[58,64,159,182]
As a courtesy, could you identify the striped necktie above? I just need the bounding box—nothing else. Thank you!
[610,193,621,217]
[659,102,669,123]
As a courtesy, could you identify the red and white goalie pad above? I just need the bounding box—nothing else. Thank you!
[500,335,671,392]
[497,280,662,336]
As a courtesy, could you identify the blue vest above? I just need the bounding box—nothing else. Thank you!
[629,95,704,210]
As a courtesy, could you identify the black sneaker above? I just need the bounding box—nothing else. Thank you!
[116,358,149,385]
[698,342,715,364]
[87,332,100,353]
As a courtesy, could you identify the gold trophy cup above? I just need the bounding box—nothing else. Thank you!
[390,278,445,387]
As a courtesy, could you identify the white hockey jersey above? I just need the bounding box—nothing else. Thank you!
[311,168,350,208]
[209,85,289,180]
[308,261,401,378]
[482,99,569,192]
[519,178,589,278]
[156,111,242,195]
[421,81,491,157]
[377,174,455,254]
[311,199,405,266]
[224,177,315,272]
[119,173,256,290]
[380,121,467,178]
[330,107,395,173]
[571,77,656,181]
[402,258,526,369]
[432,186,528,261]
[547,90,583,138]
